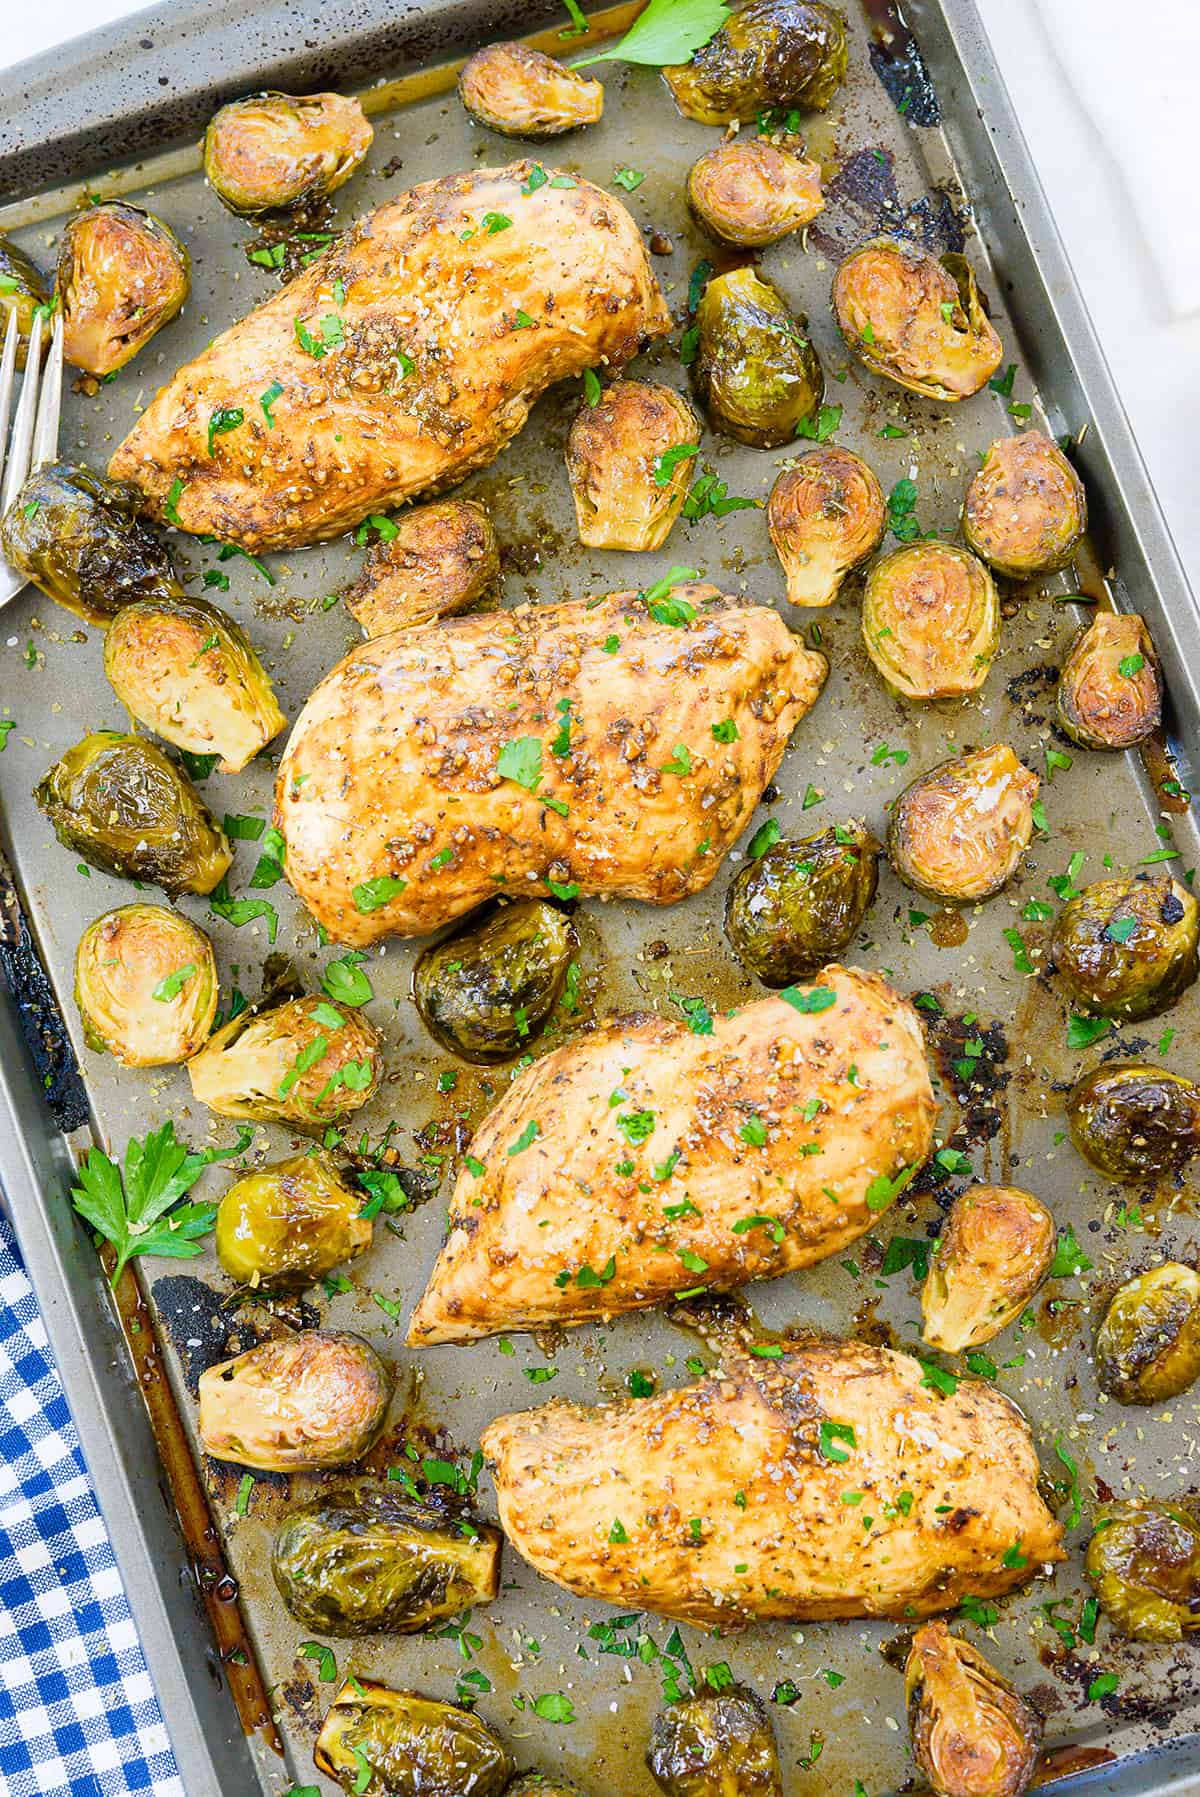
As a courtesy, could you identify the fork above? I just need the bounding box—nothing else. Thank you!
[0,306,65,607]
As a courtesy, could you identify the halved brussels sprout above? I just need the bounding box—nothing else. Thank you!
[862,543,999,701]
[204,91,372,215]
[887,746,1038,903]
[58,202,190,378]
[922,1185,1056,1354]
[767,446,885,607]
[103,593,285,774]
[1095,1262,1200,1406]
[905,1621,1041,1797]
[665,0,848,124]
[216,1149,372,1288]
[1085,1498,1200,1642]
[566,381,702,551]
[188,994,382,1129]
[506,1780,588,1797]
[314,1680,513,1797]
[1056,612,1161,751]
[459,43,603,138]
[1066,1061,1200,1181]
[833,237,1003,401]
[724,820,879,986]
[647,1685,782,1797]
[962,431,1087,579]
[692,265,823,448]
[413,900,574,1064]
[345,500,499,636]
[199,1331,392,1471]
[0,461,181,626]
[0,233,50,369]
[1049,871,1199,1021]
[74,903,217,1067]
[36,731,232,895]
[687,140,823,247]
[272,1483,501,1635]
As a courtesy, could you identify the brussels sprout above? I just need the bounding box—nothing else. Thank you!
[74,903,217,1067]
[188,994,382,1129]
[36,731,232,895]
[724,820,879,986]
[272,1483,501,1635]
[0,461,181,626]
[962,431,1086,579]
[459,42,603,138]
[199,1331,392,1471]
[887,746,1038,903]
[103,593,285,774]
[204,91,372,216]
[0,233,50,370]
[687,140,823,247]
[345,499,499,636]
[692,265,823,448]
[767,446,885,607]
[833,237,1003,402]
[1066,1061,1200,1182]
[647,1685,782,1797]
[1094,1262,1200,1406]
[921,1185,1056,1354]
[506,1780,588,1797]
[664,0,847,124]
[1055,611,1161,752]
[862,543,999,702]
[314,1680,513,1797]
[1085,1498,1200,1643]
[413,900,575,1064]
[1049,871,1199,1021]
[215,1150,372,1289]
[905,1621,1041,1797]
[58,202,190,378]
[566,381,702,552]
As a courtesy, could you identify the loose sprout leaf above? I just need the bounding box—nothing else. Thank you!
[575,0,730,67]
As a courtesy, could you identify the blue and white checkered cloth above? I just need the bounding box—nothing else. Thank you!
[0,1217,183,1797]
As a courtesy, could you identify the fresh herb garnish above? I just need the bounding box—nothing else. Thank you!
[70,1121,217,1284]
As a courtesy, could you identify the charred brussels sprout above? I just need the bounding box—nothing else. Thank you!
[687,140,823,247]
[345,499,499,636]
[692,265,823,448]
[647,1684,782,1797]
[1049,871,1199,1021]
[962,431,1086,579]
[833,237,1003,401]
[1095,1262,1200,1405]
[725,821,879,986]
[887,746,1038,903]
[200,1331,391,1471]
[188,994,382,1129]
[0,233,50,369]
[1085,1498,1200,1642]
[665,0,847,124]
[204,91,372,215]
[272,1484,501,1635]
[37,731,231,895]
[413,901,574,1064]
[74,903,216,1066]
[459,43,603,138]
[566,381,702,551]
[215,1150,372,1288]
[314,1680,513,1797]
[767,446,884,607]
[104,593,285,774]
[0,461,181,626]
[1066,1061,1200,1181]
[506,1780,588,1797]
[58,202,189,378]
[922,1185,1056,1354]
[862,543,999,701]
[1056,611,1161,751]
[905,1621,1041,1797]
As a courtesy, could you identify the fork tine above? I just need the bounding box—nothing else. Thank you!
[31,312,63,475]
[0,311,19,501]
[0,310,43,520]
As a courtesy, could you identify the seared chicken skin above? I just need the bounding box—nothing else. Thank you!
[276,587,827,944]
[409,965,934,1343]
[108,164,671,550]
[482,1336,1065,1627]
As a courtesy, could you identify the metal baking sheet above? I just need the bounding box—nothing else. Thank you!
[3,1,1200,1792]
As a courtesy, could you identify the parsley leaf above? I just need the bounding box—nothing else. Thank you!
[574,0,730,68]
[70,1121,216,1284]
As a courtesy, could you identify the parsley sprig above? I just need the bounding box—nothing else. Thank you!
[70,1121,217,1284]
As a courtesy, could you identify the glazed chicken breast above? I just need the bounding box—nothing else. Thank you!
[276,587,827,944]
[108,164,671,549]
[409,965,934,1344]
[482,1336,1065,1627]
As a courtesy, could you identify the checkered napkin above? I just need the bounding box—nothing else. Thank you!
[0,1217,183,1797]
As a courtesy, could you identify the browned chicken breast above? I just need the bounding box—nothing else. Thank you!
[409,965,934,1344]
[276,586,827,944]
[108,164,670,550]
[482,1337,1065,1627]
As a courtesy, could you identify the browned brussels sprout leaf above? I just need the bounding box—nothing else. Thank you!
[725,821,879,986]
[962,431,1086,578]
[314,1680,513,1796]
[459,43,603,138]
[647,1684,783,1797]
[767,446,884,607]
[693,265,823,448]
[1066,1061,1200,1181]
[833,236,1003,401]
[1056,611,1161,751]
[567,380,702,551]
[345,500,499,636]
[887,746,1038,903]
[413,900,575,1064]
[1095,1262,1200,1405]
[75,903,217,1067]
[862,543,999,700]
[665,0,848,125]
[0,233,50,370]
[506,1780,588,1797]
[188,993,382,1129]
[687,140,823,247]
[922,1185,1056,1354]
[1049,871,1199,1021]
[59,202,190,377]
[905,1620,1040,1797]
[0,461,181,625]
[204,91,372,215]
[216,1149,372,1288]
[1086,1498,1200,1642]
[199,1331,392,1471]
